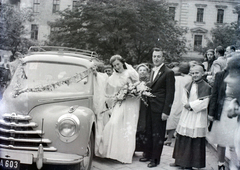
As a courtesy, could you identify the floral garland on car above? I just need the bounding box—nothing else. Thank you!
[102,81,155,113]
[13,66,95,98]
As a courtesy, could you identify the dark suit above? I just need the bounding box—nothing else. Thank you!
[208,70,228,120]
[144,64,175,164]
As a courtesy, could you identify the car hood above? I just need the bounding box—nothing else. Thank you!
[0,87,87,117]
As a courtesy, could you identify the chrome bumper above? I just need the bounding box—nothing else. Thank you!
[0,148,84,165]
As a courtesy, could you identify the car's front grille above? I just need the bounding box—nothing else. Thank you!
[0,113,57,151]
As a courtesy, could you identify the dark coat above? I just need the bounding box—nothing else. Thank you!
[148,64,175,115]
[144,64,175,163]
[208,70,228,120]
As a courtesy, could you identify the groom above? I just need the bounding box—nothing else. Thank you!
[139,48,175,168]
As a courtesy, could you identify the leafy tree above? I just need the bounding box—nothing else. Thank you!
[203,5,240,53]
[205,23,239,50]
[0,4,37,56]
[47,0,187,64]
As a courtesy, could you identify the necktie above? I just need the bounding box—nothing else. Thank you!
[151,70,155,82]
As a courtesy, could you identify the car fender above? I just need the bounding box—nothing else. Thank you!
[30,102,95,156]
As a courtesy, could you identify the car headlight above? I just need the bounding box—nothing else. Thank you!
[59,119,76,137]
[56,114,80,143]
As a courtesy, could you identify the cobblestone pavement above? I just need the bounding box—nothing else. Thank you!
[92,140,220,170]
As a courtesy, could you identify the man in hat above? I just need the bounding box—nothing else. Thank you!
[139,48,175,168]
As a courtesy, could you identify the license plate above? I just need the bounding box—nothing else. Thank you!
[0,158,20,170]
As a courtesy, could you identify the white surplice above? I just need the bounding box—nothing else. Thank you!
[176,83,210,138]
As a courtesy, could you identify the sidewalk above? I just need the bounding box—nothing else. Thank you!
[92,138,219,170]
[207,138,239,170]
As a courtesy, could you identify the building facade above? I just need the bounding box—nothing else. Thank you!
[2,0,85,43]
[20,0,85,43]
[2,0,240,59]
[166,0,240,58]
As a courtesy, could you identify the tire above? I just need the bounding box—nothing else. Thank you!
[81,131,94,170]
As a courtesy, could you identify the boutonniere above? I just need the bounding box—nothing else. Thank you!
[158,72,162,76]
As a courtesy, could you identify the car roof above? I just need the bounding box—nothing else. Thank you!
[22,46,99,68]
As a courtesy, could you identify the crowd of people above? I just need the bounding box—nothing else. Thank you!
[1,45,240,169]
[93,45,240,170]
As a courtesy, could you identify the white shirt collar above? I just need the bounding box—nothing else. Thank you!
[152,63,164,72]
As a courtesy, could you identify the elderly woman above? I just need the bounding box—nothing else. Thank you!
[135,63,150,152]
[135,63,150,82]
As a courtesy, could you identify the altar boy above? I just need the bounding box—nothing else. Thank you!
[171,64,212,169]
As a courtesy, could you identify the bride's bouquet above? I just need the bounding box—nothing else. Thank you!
[114,81,155,106]
[101,81,154,114]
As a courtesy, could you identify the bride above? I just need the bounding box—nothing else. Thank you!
[96,54,140,163]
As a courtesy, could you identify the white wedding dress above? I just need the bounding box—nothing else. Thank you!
[95,64,140,163]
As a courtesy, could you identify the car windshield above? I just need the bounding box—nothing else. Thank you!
[11,62,92,96]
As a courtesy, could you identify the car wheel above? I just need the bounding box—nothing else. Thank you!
[81,131,94,170]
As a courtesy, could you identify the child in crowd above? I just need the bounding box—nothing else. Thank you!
[171,64,212,169]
